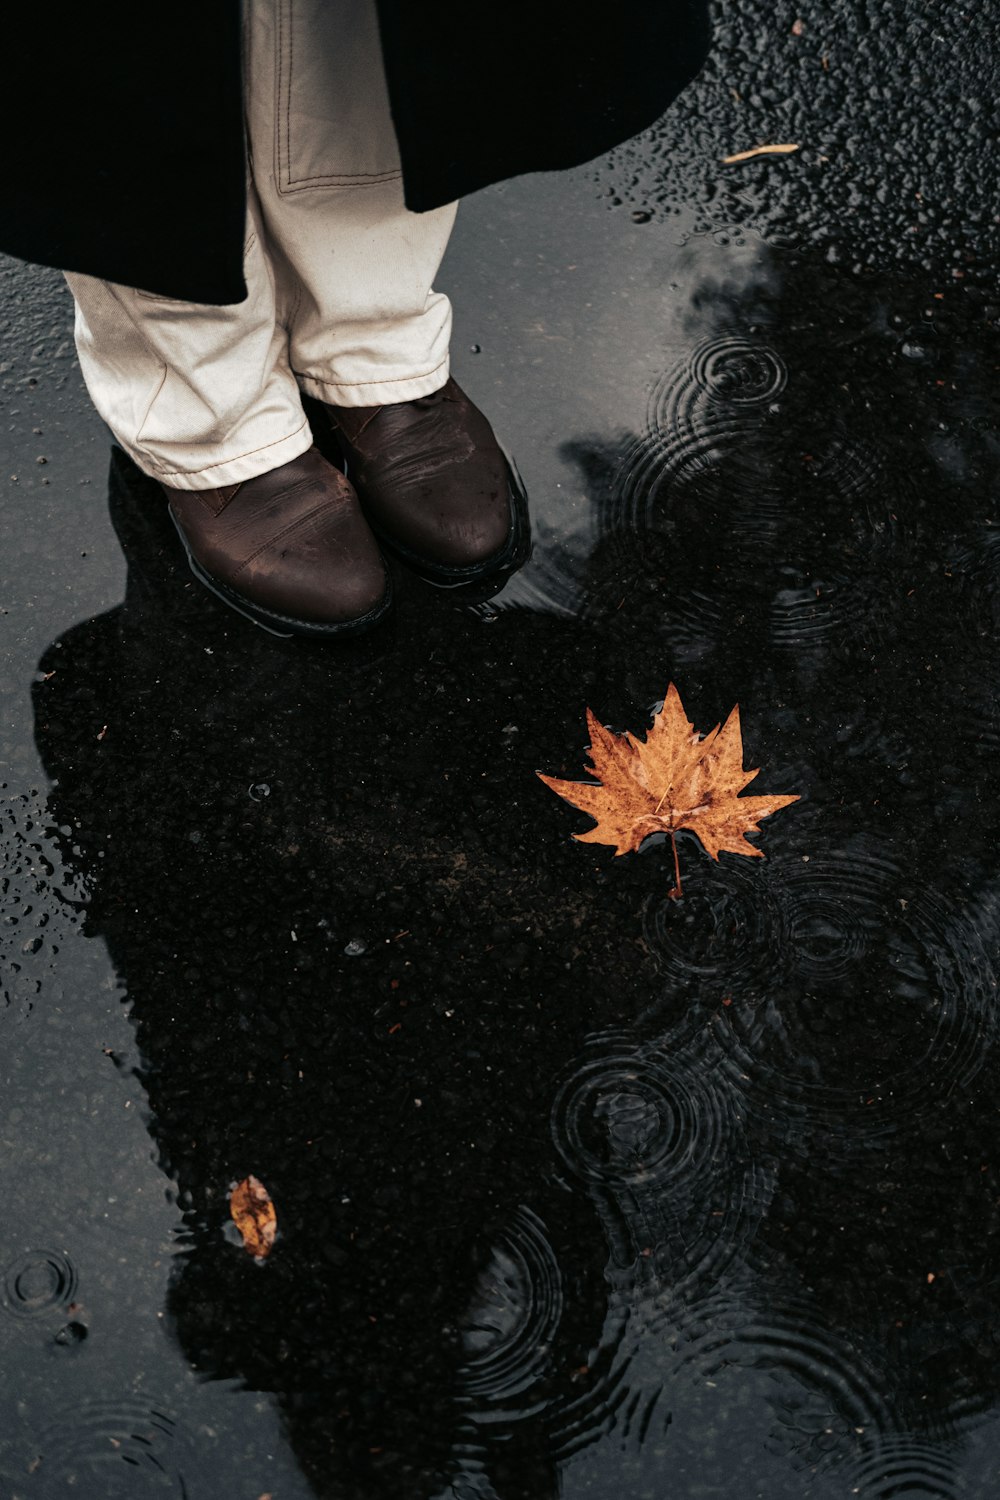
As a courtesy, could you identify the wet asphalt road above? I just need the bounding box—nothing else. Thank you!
[3,2,1000,1497]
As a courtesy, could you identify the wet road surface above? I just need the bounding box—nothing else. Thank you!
[3,4,1000,1497]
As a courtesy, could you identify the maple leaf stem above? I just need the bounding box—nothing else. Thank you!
[668,829,683,901]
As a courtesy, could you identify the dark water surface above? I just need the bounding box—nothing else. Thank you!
[4,12,1000,1498]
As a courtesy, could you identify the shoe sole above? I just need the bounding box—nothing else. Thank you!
[168,508,393,640]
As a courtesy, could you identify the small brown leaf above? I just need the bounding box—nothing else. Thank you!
[722,143,801,164]
[230,1175,277,1259]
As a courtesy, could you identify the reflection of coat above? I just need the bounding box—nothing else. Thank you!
[3,0,710,304]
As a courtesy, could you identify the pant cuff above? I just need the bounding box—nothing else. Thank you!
[133,419,315,492]
[294,356,450,408]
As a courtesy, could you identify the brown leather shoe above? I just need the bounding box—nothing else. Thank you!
[316,378,529,587]
[161,447,391,637]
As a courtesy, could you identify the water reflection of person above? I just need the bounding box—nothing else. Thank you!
[32,451,662,1500]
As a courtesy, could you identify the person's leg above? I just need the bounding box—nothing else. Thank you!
[64,0,524,630]
[244,0,456,409]
[63,0,458,487]
[64,180,313,491]
[64,175,390,637]
[245,0,527,582]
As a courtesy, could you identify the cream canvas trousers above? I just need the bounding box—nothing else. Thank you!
[64,0,458,491]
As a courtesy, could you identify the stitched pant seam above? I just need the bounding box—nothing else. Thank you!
[293,356,449,389]
[154,417,310,478]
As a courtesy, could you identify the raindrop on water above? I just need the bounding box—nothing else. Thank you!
[248,783,271,801]
[344,938,367,957]
[2,1249,78,1318]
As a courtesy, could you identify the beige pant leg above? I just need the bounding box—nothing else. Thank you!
[64,182,313,490]
[64,0,458,491]
[245,0,457,407]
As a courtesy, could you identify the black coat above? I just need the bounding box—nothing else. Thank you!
[4,1,709,304]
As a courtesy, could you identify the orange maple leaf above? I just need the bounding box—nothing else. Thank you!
[538,684,799,897]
